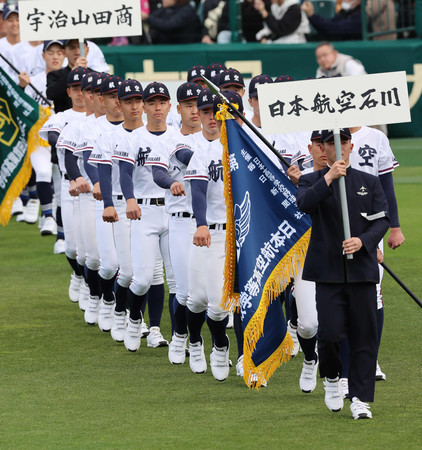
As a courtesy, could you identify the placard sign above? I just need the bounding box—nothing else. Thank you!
[18,0,142,41]
[258,71,411,135]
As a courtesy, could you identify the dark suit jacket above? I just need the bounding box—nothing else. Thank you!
[47,66,72,113]
[297,166,389,283]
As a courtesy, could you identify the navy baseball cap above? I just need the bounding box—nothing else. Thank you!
[197,88,216,110]
[249,74,273,98]
[213,90,244,116]
[91,72,110,92]
[177,82,202,102]
[101,75,122,95]
[321,128,352,142]
[274,74,296,83]
[67,67,87,87]
[218,68,245,89]
[117,79,143,100]
[2,4,18,19]
[204,63,226,81]
[81,72,96,91]
[187,65,206,83]
[143,82,170,101]
[310,130,322,141]
[43,40,65,52]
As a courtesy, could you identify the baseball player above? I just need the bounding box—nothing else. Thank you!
[182,89,240,382]
[145,81,203,364]
[113,81,177,353]
[0,4,20,83]
[187,65,207,88]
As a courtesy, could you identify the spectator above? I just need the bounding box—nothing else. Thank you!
[255,0,310,43]
[315,41,367,77]
[301,0,362,41]
[366,0,397,40]
[146,0,202,44]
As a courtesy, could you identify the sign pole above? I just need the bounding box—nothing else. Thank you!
[79,37,85,58]
[333,127,353,260]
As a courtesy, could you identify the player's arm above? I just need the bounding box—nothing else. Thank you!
[98,164,118,222]
[119,161,141,220]
[379,172,405,249]
[191,179,211,247]
[83,152,101,200]
[175,147,194,166]
[64,150,91,194]
[151,166,185,196]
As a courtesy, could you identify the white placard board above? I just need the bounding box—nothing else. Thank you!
[18,0,142,41]
[258,71,411,135]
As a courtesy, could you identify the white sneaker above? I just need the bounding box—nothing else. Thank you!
[287,321,300,356]
[54,239,66,254]
[226,312,234,329]
[68,272,82,303]
[210,338,230,382]
[78,281,89,311]
[40,216,57,236]
[340,377,349,399]
[189,339,207,374]
[98,299,115,332]
[38,215,45,230]
[249,373,268,388]
[141,320,150,338]
[300,359,318,393]
[111,311,127,342]
[84,295,101,325]
[16,208,26,222]
[11,197,23,216]
[236,355,244,377]
[124,318,142,352]
[24,198,40,224]
[168,333,188,364]
[323,377,344,412]
[147,326,168,348]
[376,361,386,381]
[350,397,372,420]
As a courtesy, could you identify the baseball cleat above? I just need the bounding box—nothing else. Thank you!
[189,339,207,374]
[140,319,150,338]
[300,359,318,393]
[78,281,90,311]
[53,239,66,254]
[210,338,230,382]
[98,299,115,332]
[11,197,23,216]
[84,296,101,325]
[69,272,83,303]
[24,199,40,224]
[111,311,127,343]
[350,397,372,420]
[168,333,188,364]
[340,377,349,399]
[16,208,26,222]
[236,355,244,377]
[376,361,386,381]
[323,377,344,412]
[124,318,142,352]
[147,327,168,348]
[287,320,300,356]
[40,216,57,236]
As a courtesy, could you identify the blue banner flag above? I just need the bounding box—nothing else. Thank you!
[218,106,312,388]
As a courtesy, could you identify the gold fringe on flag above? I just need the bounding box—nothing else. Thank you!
[217,104,311,389]
[0,105,52,226]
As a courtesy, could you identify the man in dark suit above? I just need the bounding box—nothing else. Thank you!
[296,128,389,420]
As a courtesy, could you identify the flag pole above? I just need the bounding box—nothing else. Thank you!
[201,75,291,169]
[0,52,52,107]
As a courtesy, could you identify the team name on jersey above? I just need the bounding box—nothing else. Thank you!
[357,144,377,167]
[136,147,152,166]
[208,159,224,182]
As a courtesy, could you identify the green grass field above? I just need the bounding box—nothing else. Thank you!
[1,138,421,449]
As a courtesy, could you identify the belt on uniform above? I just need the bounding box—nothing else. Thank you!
[137,198,165,206]
[116,195,123,200]
[209,223,226,230]
[171,212,194,218]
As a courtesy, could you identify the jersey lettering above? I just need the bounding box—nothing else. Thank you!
[136,146,152,166]
[208,159,224,182]
[358,144,377,167]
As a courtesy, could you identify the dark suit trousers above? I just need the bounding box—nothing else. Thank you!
[315,282,378,402]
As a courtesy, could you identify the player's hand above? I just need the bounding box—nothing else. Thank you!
[18,71,30,88]
[74,56,88,68]
[301,1,315,17]
[75,176,91,194]
[387,227,405,249]
[342,237,362,255]
[170,181,186,196]
[92,182,102,201]
[69,180,79,196]
[193,225,211,248]
[376,248,384,264]
[126,198,141,220]
[287,166,302,185]
[103,206,118,223]
[324,160,347,185]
